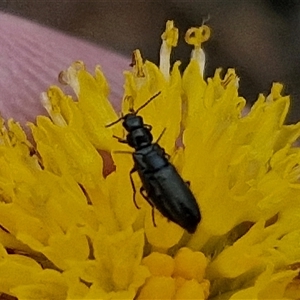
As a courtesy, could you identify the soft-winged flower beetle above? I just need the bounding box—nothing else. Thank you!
[106,92,201,233]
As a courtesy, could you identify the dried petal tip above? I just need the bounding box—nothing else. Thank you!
[160,20,179,80]
[58,61,86,95]
[131,50,145,78]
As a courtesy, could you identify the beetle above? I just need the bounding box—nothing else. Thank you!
[106,92,201,233]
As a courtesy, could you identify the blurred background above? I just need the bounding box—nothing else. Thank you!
[1,0,300,123]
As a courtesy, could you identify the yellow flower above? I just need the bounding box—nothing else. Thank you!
[0,20,299,299]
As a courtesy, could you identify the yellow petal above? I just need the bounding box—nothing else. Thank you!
[31,116,104,189]
[60,61,119,150]
[144,208,184,249]
[11,269,67,300]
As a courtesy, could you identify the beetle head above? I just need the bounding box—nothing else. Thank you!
[122,114,144,132]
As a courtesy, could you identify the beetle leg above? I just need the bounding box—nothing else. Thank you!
[129,168,140,209]
[112,135,128,144]
[139,187,157,227]
[144,124,152,131]
[113,150,133,154]
[139,186,148,200]
[151,207,157,227]
[186,181,190,186]
[164,153,171,160]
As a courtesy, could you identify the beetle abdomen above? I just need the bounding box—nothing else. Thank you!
[142,164,201,233]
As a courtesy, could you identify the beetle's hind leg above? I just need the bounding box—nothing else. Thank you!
[129,178,158,227]
[129,168,140,209]
[139,187,157,227]
[151,207,157,227]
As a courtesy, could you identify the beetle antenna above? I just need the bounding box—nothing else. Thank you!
[156,128,166,143]
[135,91,161,114]
[105,92,161,127]
[105,113,124,127]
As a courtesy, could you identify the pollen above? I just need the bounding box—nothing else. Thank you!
[139,249,209,300]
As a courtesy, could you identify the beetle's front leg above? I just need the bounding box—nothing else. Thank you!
[113,135,128,144]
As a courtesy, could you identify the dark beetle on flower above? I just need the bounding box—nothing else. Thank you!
[106,92,201,233]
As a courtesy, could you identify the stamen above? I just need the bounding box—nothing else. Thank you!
[185,25,211,77]
[160,20,178,80]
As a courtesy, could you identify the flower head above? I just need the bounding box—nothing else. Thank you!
[0,21,299,299]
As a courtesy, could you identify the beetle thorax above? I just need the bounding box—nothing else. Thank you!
[127,127,153,149]
[122,114,153,149]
